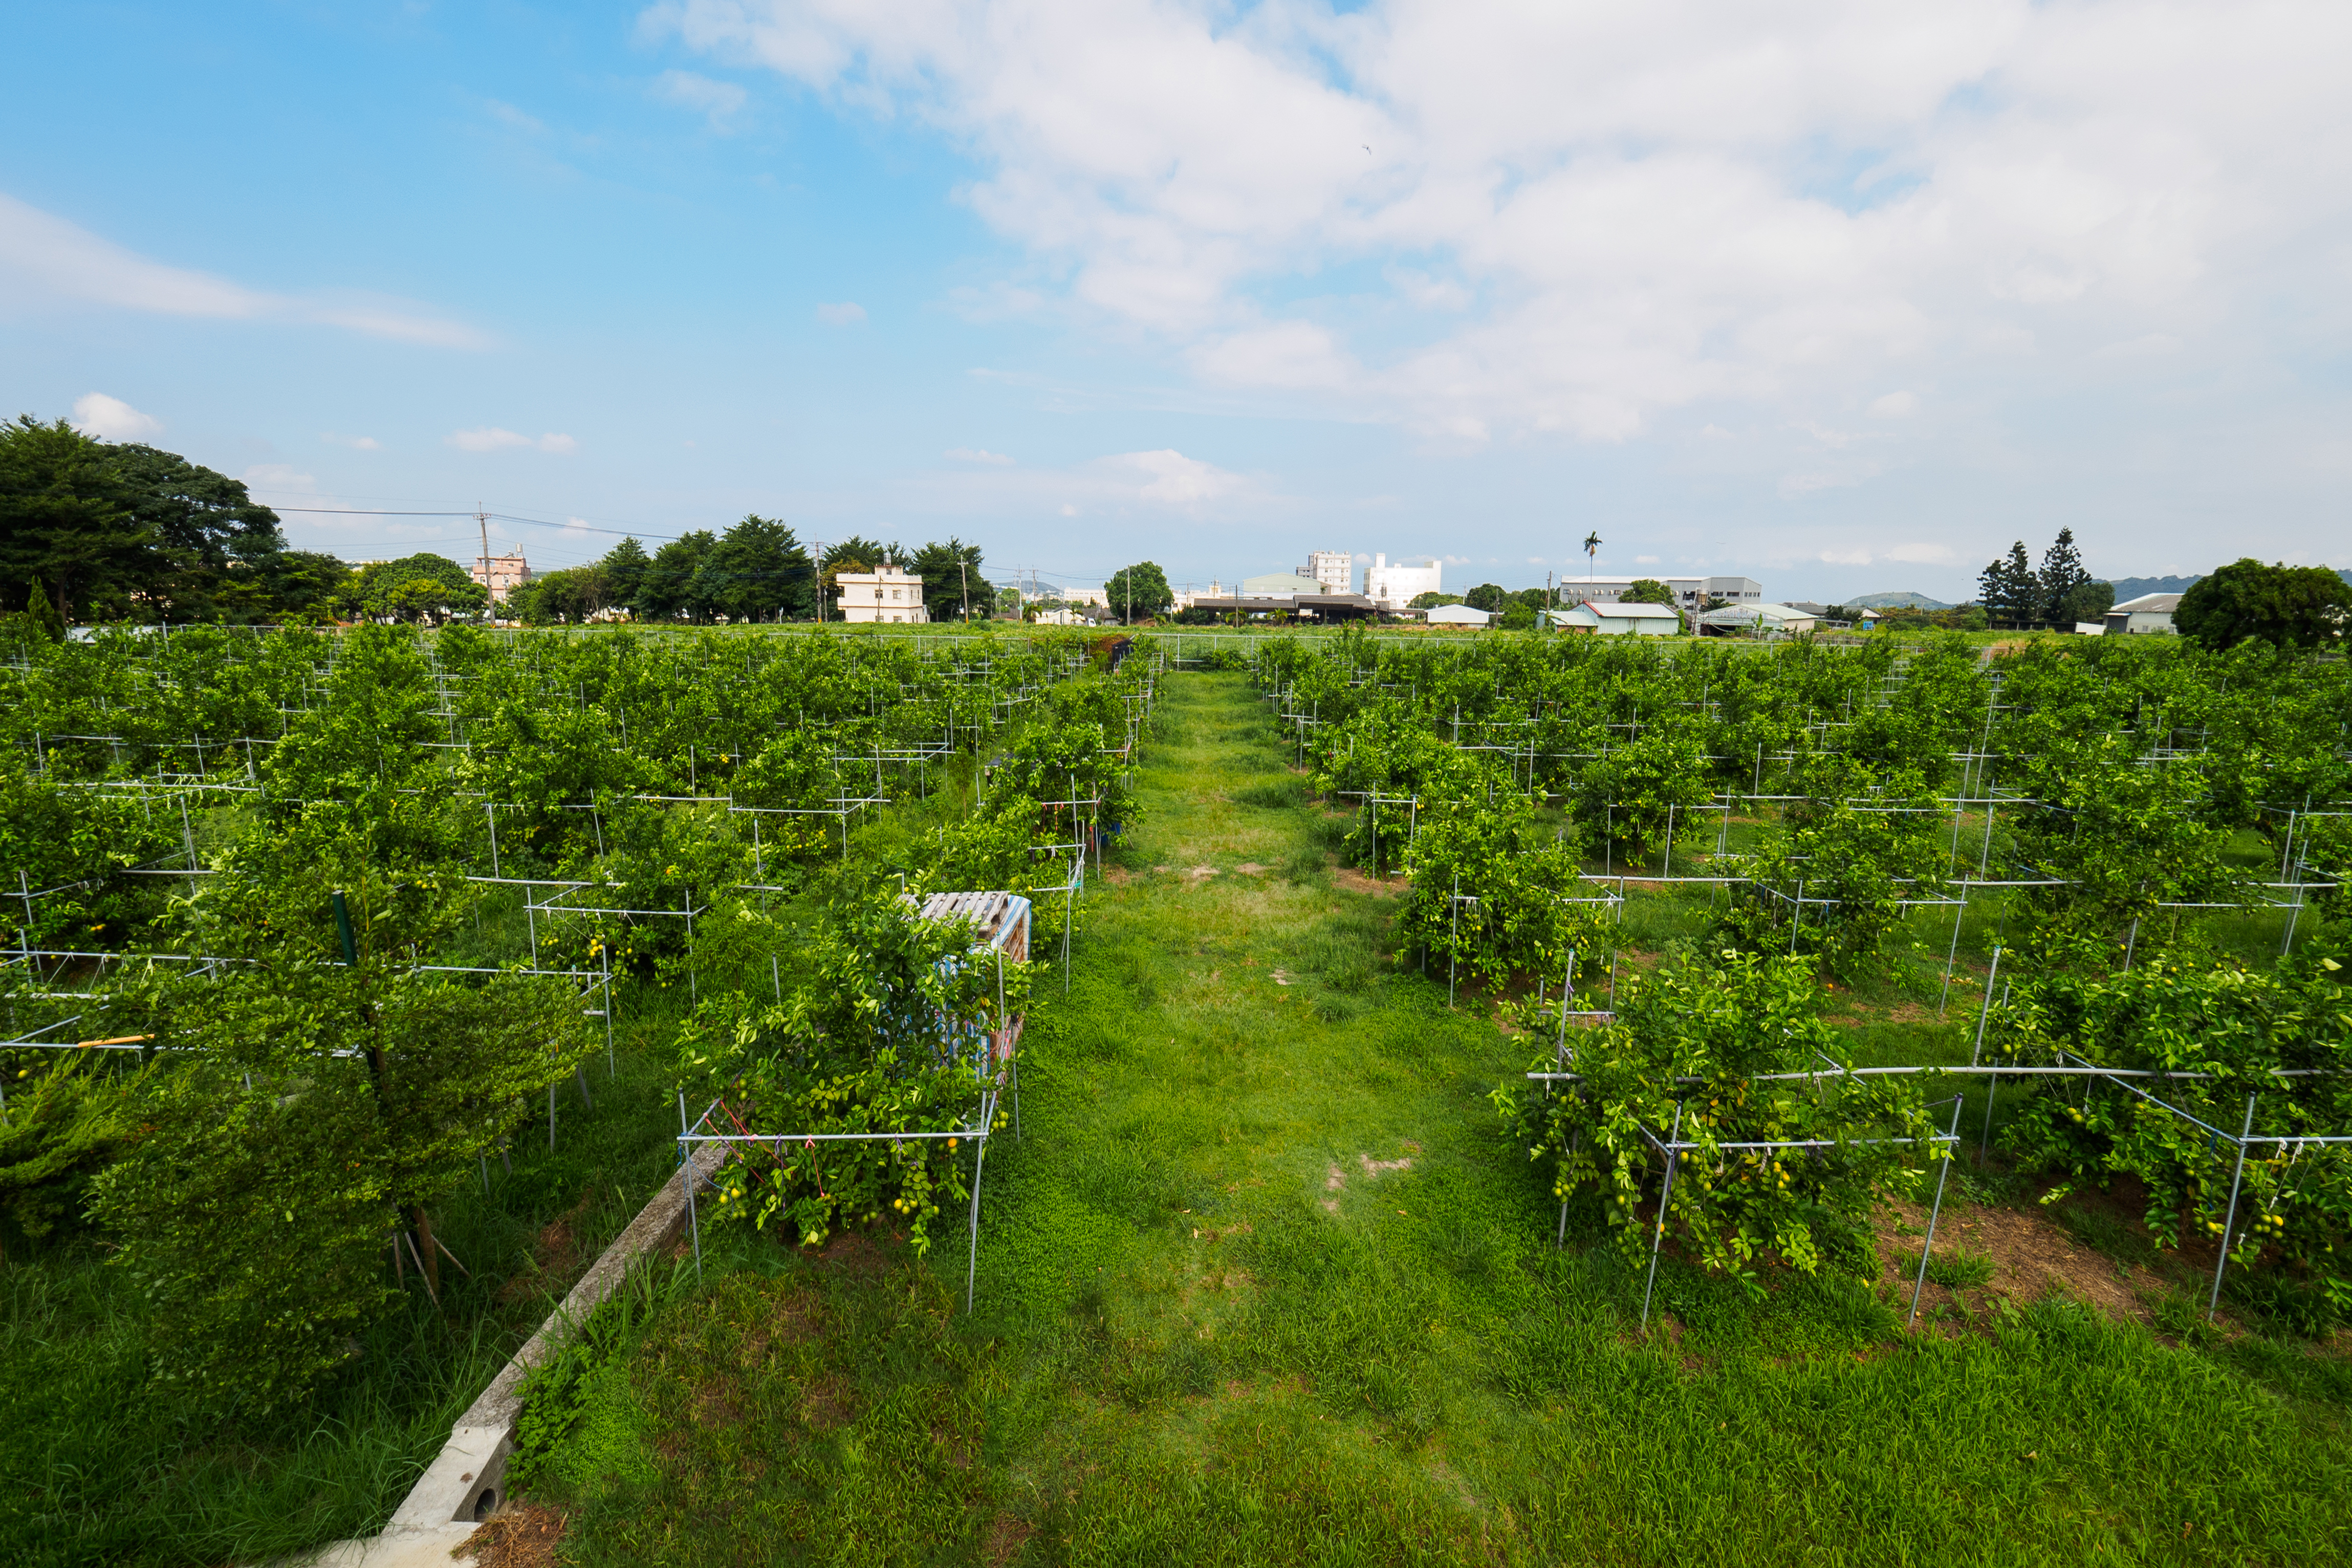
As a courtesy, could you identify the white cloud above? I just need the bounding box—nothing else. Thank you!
[654,69,748,130]
[485,99,548,135]
[1819,547,1874,565]
[816,301,867,325]
[2095,333,2182,359]
[1867,391,1918,419]
[0,191,482,347]
[1635,555,1661,564]
[71,393,160,441]
[1097,448,1247,505]
[1886,542,1958,564]
[1059,503,1077,516]
[656,0,2352,450]
[322,432,382,450]
[447,427,575,453]
[944,446,1013,465]
[242,463,317,492]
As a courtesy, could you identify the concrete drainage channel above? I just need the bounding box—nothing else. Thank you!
[299,1144,728,1567]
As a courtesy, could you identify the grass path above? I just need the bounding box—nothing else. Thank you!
[539,673,2352,1566]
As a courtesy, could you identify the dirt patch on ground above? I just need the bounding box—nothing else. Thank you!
[817,1230,891,1280]
[1877,1197,2163,1328]
[692,1379,746,1430]
[1321,1151,1416,1213]
[983,1512,1035,1566]
[801,1374,857,1431]
[1235,861,1267,874]
[736,1284,823,1368]
[1332,867,1402,897]
[460,1504,568,1568]
[499,1192,595,1305]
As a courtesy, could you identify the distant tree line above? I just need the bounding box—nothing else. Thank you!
[1,412,999,631]
[0,415,347,625]
[507,527,996,625]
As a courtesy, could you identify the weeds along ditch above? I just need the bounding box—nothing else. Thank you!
[497,670,2349,1567]
[0,616,1156,1566]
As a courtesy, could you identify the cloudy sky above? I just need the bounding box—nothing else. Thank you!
[5,2,2348,601]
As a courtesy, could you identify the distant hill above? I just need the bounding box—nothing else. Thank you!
[1847,591,1952,609]
[2106,575,2200,600]
[2107,570,2352,600]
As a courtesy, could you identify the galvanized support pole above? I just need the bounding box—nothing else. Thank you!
[1640,1101,1686,1330]
[1909,1097,1964,1325]
[2208,1095,2258,1321]
[965,1130,989,1313]
[679,1092,702,1282]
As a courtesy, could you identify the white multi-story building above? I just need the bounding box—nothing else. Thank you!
[1363,554,1442,609]
[469,552,533,603]
[1303,551,1354,593]
[833,563,929,623]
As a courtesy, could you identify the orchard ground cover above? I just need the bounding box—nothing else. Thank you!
[516,672,2352,1566]
[0,620,1147,1566]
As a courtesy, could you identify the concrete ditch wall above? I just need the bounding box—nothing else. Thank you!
[302,1143,726,1567]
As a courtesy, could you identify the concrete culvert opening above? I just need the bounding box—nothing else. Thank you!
[474,1487,499,1521]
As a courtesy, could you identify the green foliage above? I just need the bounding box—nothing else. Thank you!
[0,1058,141,1255]
[638,530,717,621]
[508,1258,689,1494]
[1719,756,1950,974]
[342,554,487,625]
[1463,582,1507,612]
[1993,957,2352,1323]
[1498,949,1940,1289]
[0,416,154,623]
[508,565,609,625]
[1398,787,1600,990]
[677,887,1027,1252]
[692,515,815,623]
[0,416,347,627]
[2176,557,2352,649]
[2036,527,2095,626]
[1978,540,2039,627]
[1572,728,1711,864]
[1105,560,1174,619]
[1622,578,1675,605]
[909,537,992,622]
[88,859,592,1410]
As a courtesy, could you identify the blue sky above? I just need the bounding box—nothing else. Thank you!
[5,2,2349,603]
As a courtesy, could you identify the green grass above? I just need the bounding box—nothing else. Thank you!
[526,673,2352,1565]
[0,991,694,1568]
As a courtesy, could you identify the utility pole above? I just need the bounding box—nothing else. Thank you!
[476,506,493,621]
[814,542,824,622]
[960,556,969,625]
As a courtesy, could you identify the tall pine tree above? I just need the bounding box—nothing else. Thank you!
[1977,541,2036,627]
[2038,528,2092,626]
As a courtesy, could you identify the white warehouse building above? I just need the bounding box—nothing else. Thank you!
[1555,575,1763,613]
[1363,554,1442,609]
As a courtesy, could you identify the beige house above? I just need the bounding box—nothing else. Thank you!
[833,564,929,624]
[469,552,533,603]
